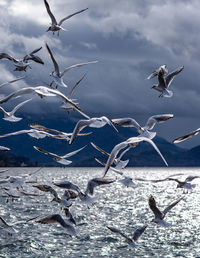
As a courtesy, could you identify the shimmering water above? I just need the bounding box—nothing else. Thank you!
[1,167,200,258]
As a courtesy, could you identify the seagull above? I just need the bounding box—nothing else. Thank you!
[135,173,184,183]
[33,145,86,165]
[103,136,168,177]
[148,195,184,227]
[0,47,44,71]
[0,98,32,122]
[168,175,200,191]
[107,225,147,248]
[46,43,97,88]
[0,76,25,89]
[32,184,60,202]
[31,214,78,236]
[53,180,81,193]
[44,0,88,35]
[112,114,174,139]
[151,66,184,97]
[173,128,200,143]
[0,85,89,118]
[0,146,10,152]
[85,177,116,196]
[69,116,118,144]
[147,64,169,80]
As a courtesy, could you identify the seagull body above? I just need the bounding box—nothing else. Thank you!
[152,66,184,97]
[107,225,147,248]
[70,116,118,144]
[46,43,97,88]
[112,114,174,140]
[44,0,88,35]
[149,195,184,227]
[0,86,89,118]
[147,64,168,80]
[173,128,200,144]
[0,98,32,122]
[33,145,86,165]
[104,136,168,177]
[0,47,44,71]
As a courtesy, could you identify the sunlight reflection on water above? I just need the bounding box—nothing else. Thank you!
[0,167,200,257]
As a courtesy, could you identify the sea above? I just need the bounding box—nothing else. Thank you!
[0,167,200,258]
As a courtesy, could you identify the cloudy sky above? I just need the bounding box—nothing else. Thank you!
[0,0,199,148]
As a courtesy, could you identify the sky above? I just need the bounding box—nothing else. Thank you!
[0,0,199,148]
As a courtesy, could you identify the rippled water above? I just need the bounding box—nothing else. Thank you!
[1,167,200,257]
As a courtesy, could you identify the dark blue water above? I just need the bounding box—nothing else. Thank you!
[0,167,200,257]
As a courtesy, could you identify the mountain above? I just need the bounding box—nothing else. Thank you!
[0,114,199,167]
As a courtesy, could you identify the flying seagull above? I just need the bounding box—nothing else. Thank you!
[148,195,184,227]
[104,136,168,177]
[107,225,147,248]
[112,114,174,139]
[173,128,200,143]
[33,145,86,165]
[44,0,88,35]
[0,85,89,119]
[0,47,44,71]
[151,66,184,97]
[69,116,118,144]
[46,43,97,88]
[0,98,32,122]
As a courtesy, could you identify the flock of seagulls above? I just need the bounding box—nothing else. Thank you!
[0,0,199,253]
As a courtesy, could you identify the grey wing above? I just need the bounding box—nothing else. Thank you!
[185,175,200,182]
[146,70,158,80]
[33,146,58,159]
[85,177,116,195]
[0,76,25,89]
[165,66,184,87]
[29,47,42,55]
[103,141,128,177]
[163,196,184,216]
[148,195,163,219]
[144,114,174,130]
[91,142,110,157]
[173,128,200,143]
[0,53,18,63]
[0,216,10,227]
[0,129,33,138]
[62,145,86,158]
[45,43,59,75]
[0,87,35,104]
[61,61,98,77]
[132,225,147,242]
[102,116,118,132]
[69,120,90,144]
[112,118,141,130]
[11,98,32,115]
[68,73,87,98]
[58,8,88,26]
[44,0,57,25]
[107,226,129,240]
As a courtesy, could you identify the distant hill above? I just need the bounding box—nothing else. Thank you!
[0,115,199,167]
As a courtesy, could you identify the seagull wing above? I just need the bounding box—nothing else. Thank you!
[165,66,184,88]
[45,43,60,75]
[68,73,87,98]
[33,146,59,159]
[0,76,25,89]
[0,53,18,63]
[61,61,98,77]
[144,114,174,130]
[69,119,91,144]
[85,177,116,195]
[10,98,32,115]
[112,117,141,130]
[0,87,35,104]
[44,0,57,25]
[148,195,163,219]
[0,129,34,138]
[132,225,147,242]
[61,145,86,159]
[163,196,184,217]
[90,142,110,157]
[107,226,131,241]
[58,8,88,26]
[185,175,200,182]
[173,128,200,143]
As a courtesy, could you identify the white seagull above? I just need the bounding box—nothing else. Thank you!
[107,225,147,248]
[33,145,86,165]
[46,43,97,88]
[0,85,89,118]
[0,98,32,122]
[151,66,184,97]
[69,116,118,144]
[0,47,44,71]
[112,114,174,139]
[103,136,168,177]
[149,195,184,227]
[44,0,88,35]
